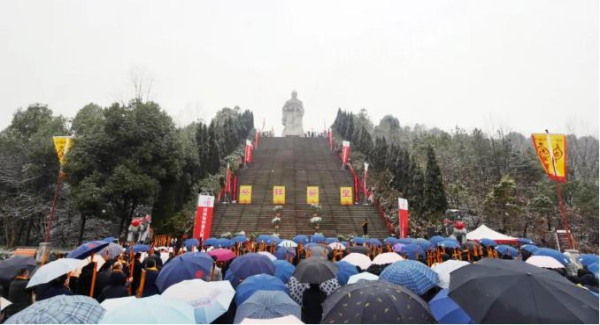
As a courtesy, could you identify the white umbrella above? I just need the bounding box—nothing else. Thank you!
[328,243,346,250]
[278,240,298,248]
[27,258,85,288]
[161,279,235,324]
[241,315,304,324]
[160,252,170,264]
[347,272,379,284]
[431,260,470,289]
[0,297,12,312]
[100,297,136,314]
[372,252,403,265]
[526,255,565,269]
[257,252,277,261]
[341,253,372,270]
[71,255,106,277]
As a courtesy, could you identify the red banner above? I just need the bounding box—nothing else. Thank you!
[398,198,409,238]
[363,162,369,196]
[255,130,260,149]
[244,140,253,164]
[328,129,333,150]
[342,141,350,165]
[193,195,215,240]
[225,163,231,194]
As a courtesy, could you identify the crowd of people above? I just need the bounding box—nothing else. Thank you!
[0,232,598,324]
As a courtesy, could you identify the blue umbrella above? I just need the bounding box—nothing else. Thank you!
[479,238,497,247]
[520,244,539,254]
[204,238,218,246]
[366,238,382,247]
[414,238,431,250]
[231,235,249,244]
[102,237,115,243]
[233,290,301,323]
[133,244,149,253]
[397,238,414,245]
[383,237,399,246]
[518,238,536,245]
[98,243,124,260]
[336,261,359,285]
[216,238,231,248]
[429,288,473,324]
[234,274,288,305]
[292,235,309,245]
[184,239,199,251]
[495,245,518,257]
[6,295,105,324]
[67,240,109,259]
[305,242,318,249]
[270,236,282,245]
[379,260,439,295]
[578,254,599,267]
[256,235,272,244]
[156,252,214,292]
[228,253,276,288]
[438,239,461,249]
[351,237,366,245]
[325,237,339,244]
[274,247,296,261]
[273,260,295,283]
[587,263,598,279]
[534,248,570,266]
[100,294,195,324]
[311,234,326,243]
[429,236,445,246]
[399,243,426,260]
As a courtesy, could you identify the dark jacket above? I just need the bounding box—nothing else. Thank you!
[301,285,327,324]
[131,260,142,294]
[94,270,112,299]
[142,269,160,297]
[98,272,129,303]
[6,278,32,317]
[38,284,72,301]
[76,263,95,296]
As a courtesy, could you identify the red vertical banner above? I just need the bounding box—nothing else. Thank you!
[328,129,333,150]
[244,140,252,164]
[225,163,231,194]
[363,162,369,195]
[255,130,260,149]
[353,174,359,204]
[194,195,215,240]
[232,175,238,201]
[342,141,350,165]
[398,198,409,238]
[248,142,253,163]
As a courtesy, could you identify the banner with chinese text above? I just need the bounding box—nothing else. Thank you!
[273,186,286,204]
[307,186,319,204]
[531,133,567,183]
[340,187,353,205]
[239,185,252,204]
[193,195,214,240]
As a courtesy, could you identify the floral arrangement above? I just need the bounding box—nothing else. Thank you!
[271,217,281,225]
[220,232,232,239]
[273,205,284,212]
[310,204,322,213]
[309,216,322,225]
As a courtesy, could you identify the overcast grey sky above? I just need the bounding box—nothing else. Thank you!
[0,0,597,137]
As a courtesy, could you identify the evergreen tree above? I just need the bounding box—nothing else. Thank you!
[423,146,448,220]
[207,122,221,174]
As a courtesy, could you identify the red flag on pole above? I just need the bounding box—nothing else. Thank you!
[342,141,350,165]
[244,140,252,165]
[398,198,409,238]
[225,163,231,194]
[328,129,333,151]
[363,162,369,196]
[255,130,260,149]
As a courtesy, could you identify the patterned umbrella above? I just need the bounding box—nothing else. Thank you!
[286,276,340,305]
[335,261,359,285]
[240,315,302,324]
[98,243,124,260]
[321,279,435,324]
[234,274,288,305]
[342,253,372,270]
[234,290,300,324]
[380,260,439,295]
[431,260,470,289]
[5,295,105,324]
[429,289,472,324]
[373,252,403,265]
[273,260,295,283]
[208,249,237,262]
[278,240,298,248]
[293,257,338,284]
[155,252,214,292]
[67,240,109,259]
[292,235,309,245]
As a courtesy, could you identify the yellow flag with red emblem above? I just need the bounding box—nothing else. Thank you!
[53,136,74,167]
[531,133,567,183]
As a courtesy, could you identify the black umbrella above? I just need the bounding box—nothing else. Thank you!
[292,257,337,284]
[449,258,599,324]
[321,279,436,324]
[0,255,37,282]
[348,245,369,255]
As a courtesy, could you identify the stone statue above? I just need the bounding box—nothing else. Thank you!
[282,90,304,137]
[127,215,152,243]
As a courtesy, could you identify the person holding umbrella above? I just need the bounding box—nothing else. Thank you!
[302,283,326,324]
[5,269,32,318]
[38,274,72,301]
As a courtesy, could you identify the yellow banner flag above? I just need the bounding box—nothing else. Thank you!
[53,136,74,167]
[340,187,353,205]
[531,133,567,183]
[307,186,319,204]
[239,186,252,204]
[273,186,286,204]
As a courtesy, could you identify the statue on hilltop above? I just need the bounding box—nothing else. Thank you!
[282,90,304,137]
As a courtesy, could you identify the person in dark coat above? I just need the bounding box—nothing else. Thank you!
[362,219,368,236]
[5,269,32,318]
[97,271,129,303]
[301,284,327,324]
[76,262,95,296]
[141,259,160,297]
[93,260,115,299]
[131,254,142,294]
[38,274,72,301]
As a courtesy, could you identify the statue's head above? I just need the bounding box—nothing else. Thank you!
[291,90,297,99]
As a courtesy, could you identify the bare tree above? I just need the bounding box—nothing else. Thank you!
[129,66,154,102]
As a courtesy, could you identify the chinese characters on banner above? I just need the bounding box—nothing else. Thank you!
[340,187,353,205]
[273,186,286,204]
[193,195,214,240]
[398,198,409,238]
[307,186,319,204]
[239,185,252,204]
[341,141,350,165]
[244,140,253,164]
[531,133,567,183]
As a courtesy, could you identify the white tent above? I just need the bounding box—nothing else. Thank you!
[466,224,519,244]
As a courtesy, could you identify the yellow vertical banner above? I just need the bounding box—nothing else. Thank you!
[307,186,319,204]
[53,136,74,167]
[239,186,252,204]
[531,133,567,183]
[340,187,353,205]
[273,186,286,204]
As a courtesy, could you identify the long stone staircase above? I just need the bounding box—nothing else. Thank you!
[210,137,391,238]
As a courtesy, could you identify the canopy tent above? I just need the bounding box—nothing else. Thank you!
[466,224,519,245]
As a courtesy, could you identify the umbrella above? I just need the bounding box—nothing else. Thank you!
[518,238,535,245]
[66,240,109,259]
[184,239,199,251]
[321,279,435,324]
[328,242,346,250]
[393,243,406,252]
[341,253,372,270]
[161,279,235,324]
[429,289,472,324]
[102,237,114,243]
[588,263,599,279]
[335,261,359,285]
[366,238,382,247]
[293,257,338,284]
[100,294,195,324]
[133,244,149,253]
[449,258,599,323]
[26,258,84,288]
[325,237,339,244]
[478,238,497,247]
[155,252,214,292]
[399,243,426,260]
[373,252,403,265]
[351,237,366,245]
[533,247,570,266]
[255,235,272,244]
[216,238,232,248]
[72,255,106,277]
[379,260,439,295]
[229,253,276,287]
[347,272,379,284]
[348,245,369,255]
[1,297,12,312]
[305,242,317,248]
[308,245,329,258]
[578,254,599,267]
[234,290,300,324]
[257,251,277,261]
[383,237,399,245]
[311,234,326,243]
[208,248,237,262]
[274,247,296,261]
[0,255,37,282]
[462,241,480,253]
[204,238,218,246]
[431,260,469,289]
[397,238,414,244]
[438,239,461,249]
[273,260,295,283]
[292,235,308,245]
[6,295,105,324]
[231,235,249,244]
[271,237,282,245]
[414,238,431,250]
[286,276,341,305]
[526,255,565,269]
[495,245,518,257]
[100,297,136,314]
[429,236,445,246]
[240,315,303,324]
[235,274,288,305]
[520,244,539,254]
[278,240,298,248]
[98,243,124,260]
